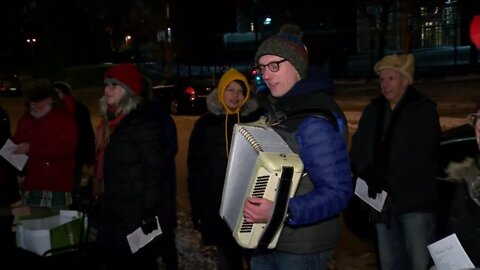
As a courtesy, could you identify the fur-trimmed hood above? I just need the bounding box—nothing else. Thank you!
[445,157,480,207]
[206,88,260,116]
[445,157,479,183]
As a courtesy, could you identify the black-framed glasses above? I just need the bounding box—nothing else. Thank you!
[468,113,480,127]
[255,59,288,75]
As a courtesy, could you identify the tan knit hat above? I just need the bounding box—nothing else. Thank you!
[374,54,415,84]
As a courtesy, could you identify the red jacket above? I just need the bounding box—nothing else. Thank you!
[13,108,78,192]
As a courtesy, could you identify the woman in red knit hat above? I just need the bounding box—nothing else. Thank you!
[93,64,167,270]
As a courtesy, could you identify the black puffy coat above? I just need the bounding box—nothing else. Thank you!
[96,104,165,248]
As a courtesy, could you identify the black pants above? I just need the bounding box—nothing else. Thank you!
[158,229,179,270]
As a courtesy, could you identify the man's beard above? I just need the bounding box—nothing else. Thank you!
[30,105,52,119]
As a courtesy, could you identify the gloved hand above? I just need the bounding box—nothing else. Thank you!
[140,209,158,234]
[367,185,380,199]
[358,165,382,199]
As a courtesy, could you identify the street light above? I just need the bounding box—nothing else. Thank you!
[125,35,132,46]
[26,37,37,57]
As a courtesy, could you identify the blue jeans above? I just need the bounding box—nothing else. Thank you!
[250,249,333,270]
[376,212,436,270]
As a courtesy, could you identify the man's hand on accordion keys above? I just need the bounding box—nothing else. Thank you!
[243,197,274,223]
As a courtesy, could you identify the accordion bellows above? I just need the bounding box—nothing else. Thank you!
[220,123,304,249]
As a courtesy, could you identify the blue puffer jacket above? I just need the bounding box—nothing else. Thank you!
[266,76,352,253]
[290,116,352,223]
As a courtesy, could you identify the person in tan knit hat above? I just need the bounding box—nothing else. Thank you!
[350,53,441,270]
[374,53,415,85]
[373,53,416,109]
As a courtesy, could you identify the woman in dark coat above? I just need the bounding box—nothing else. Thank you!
[94,64,165,270]
[187,68,260,270]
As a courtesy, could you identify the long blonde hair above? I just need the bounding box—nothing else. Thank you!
[98,85,142,120]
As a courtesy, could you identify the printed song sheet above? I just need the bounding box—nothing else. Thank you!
[126,216,162,254]
[0,139,28,171]
[427,233,475,270]
[354,177,387,212]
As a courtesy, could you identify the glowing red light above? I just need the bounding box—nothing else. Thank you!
[470,15,480,48]
[184,86,195,95]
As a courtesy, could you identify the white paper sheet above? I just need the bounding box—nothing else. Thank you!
[354,177,387,212]
[126,216,162,254]
[428,233,476,270]
[0,139,28,171]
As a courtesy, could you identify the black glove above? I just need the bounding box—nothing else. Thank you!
[140,209,158,234]
[367,186,379,199]
[358,165,382,199]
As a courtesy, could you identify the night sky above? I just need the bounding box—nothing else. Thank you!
[0,0,357,73]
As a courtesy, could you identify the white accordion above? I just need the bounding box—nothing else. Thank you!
[220,123,304,249]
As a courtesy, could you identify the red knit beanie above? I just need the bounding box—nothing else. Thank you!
[104,64,142,96]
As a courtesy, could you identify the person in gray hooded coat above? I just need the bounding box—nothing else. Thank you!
[441,106,480,266]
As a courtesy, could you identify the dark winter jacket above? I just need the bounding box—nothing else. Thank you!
[0,106,19,255]
[265,77,352,253]
[443,156,480,265]
[350,86,441,215]
[187,88,260,245]
[146,99,178,231]
[0,106,18,206]
[96,104,165,248]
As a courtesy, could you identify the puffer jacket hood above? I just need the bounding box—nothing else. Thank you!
[445,157,479,183]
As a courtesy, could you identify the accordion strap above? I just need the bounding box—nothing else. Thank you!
[258,166,294,249]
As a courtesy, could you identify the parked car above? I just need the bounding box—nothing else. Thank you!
[249,68,268,95]
[152,76,215,115]
[437,123,477,180]
[0,72,22,97]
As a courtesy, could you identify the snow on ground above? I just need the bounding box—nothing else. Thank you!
[336,75,479,132]
[345,111,468,133]
[167,212,219,270]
